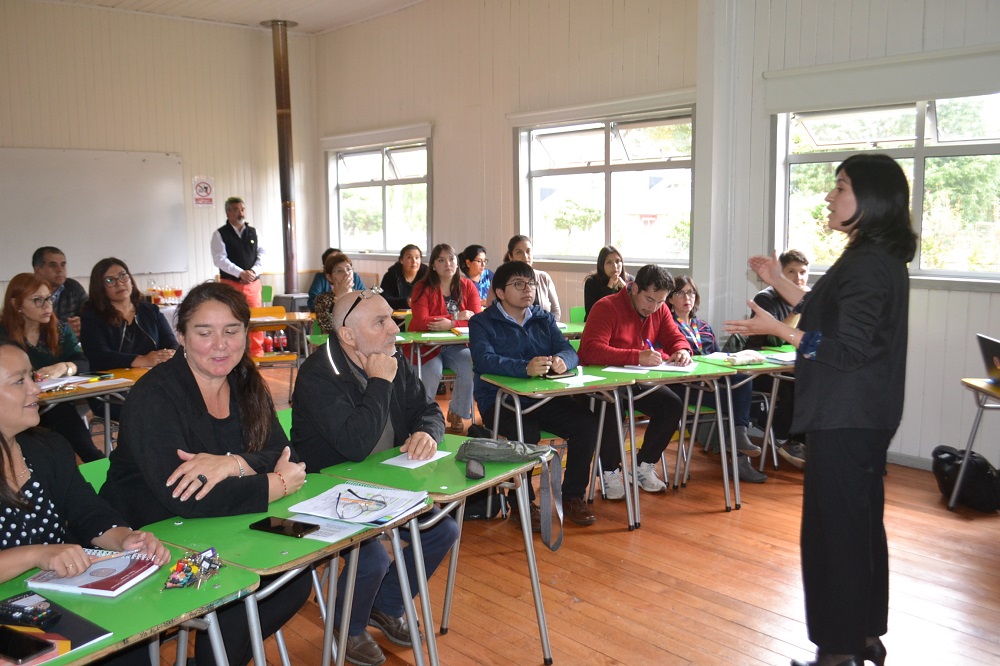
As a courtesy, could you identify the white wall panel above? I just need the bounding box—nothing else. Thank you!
[0,0,320,291]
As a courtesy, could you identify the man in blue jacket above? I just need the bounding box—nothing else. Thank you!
[470,260,599,527]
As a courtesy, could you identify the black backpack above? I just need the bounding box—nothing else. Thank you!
[931,445,1000,512]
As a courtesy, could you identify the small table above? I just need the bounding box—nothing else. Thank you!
[395,330,469,380]
[321,435,556,666]
[38,368,146,455]
[949,378,1000,510]
[143,474,431,666]
[249,311,316,358]
[479,368,638,528]
[0,544,259,665]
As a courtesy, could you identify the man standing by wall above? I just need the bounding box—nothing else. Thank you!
[32,246,87,336]
[211,196,265,356]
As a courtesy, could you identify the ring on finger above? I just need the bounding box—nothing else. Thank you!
[197,474,208,485]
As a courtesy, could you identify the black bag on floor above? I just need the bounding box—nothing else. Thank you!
[931,445,1000,512]
[463,487,504,520]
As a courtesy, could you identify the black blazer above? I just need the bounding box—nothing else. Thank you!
[792,243,910,434]
[100,353,293,527]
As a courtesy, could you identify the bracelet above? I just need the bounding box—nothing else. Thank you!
[275,472,288,497]
[226,452,246,478]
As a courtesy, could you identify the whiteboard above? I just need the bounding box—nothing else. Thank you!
[0,148,187,277]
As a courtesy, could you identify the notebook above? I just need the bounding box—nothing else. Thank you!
[977,334,1000,384]
[26,550,160,598]
[1,592,111,658]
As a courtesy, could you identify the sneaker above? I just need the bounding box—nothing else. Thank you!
[446,409,465,434]
[565,496,596,526]
[635,462,666,493]
[369,607,420,647]
[735,425,762,457]
[778,441,806,469]
[602,470,626,500]
[737,454,767,483]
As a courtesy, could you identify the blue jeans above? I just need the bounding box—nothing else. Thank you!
[420,345,474,419]
[337,507,459,635]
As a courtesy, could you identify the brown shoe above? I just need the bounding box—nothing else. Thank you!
[446,410,465,434]
[332,629,385,666]
[508,501,541,532]
[565,496,596,526]
[369,607,421,647]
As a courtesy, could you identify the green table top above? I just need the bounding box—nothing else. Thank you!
[320,435,543,503]
[396,322,584,345]
[479,365,636,398]
[762,344,796,353]
[143,474,402,575]
[695,354,794,375]
[0,544,258,665]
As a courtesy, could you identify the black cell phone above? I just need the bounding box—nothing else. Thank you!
[248,516,320,538]
[0,626,55,664]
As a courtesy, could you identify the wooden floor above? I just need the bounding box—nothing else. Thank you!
[236,370,1000,664]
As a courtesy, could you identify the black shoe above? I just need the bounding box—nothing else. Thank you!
[368,607,420,647]
[862,638,886,666]
[565,496,596,526]
[791,655,861,666]
[737,454,767,483]
[332,629,386,666]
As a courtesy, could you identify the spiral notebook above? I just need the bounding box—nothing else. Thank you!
[26,549,160,598]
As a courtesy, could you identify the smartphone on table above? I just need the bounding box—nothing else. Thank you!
[248,517,319,538]
[0,626,54,664]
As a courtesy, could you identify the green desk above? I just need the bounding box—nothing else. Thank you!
[321,435,556,666]
[479,367,639,528]
[144,474,431,666]
[697,354,797,476]
[0,544,258,665]
[394,330,469,380]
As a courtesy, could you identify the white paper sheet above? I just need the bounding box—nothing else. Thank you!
[381,450,452,468]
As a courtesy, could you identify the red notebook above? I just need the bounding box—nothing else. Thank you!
[26,549,159,598]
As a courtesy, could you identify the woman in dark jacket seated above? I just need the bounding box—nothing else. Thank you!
[100,282,310,666]
[80,257,178,371]
[0,273,102,462]
[379,244,428,310]
[583,245,631,320]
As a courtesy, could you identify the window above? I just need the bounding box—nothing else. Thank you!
[328,142,429,253]
[778,92,1000,275]
[518,112,693,264]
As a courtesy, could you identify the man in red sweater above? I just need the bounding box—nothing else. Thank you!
[579,264,691,498]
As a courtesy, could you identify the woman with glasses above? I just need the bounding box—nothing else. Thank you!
[80,258,178,371]
[314,251,356,334]
[0,273,102,462]
[583,245,631,320]
[503,235,561,321]
[458,244,493,302]
[666,276,764,482]
[409,243,480,433]
[379,244,428,311]
[100,281,310,665]
[308,248,365,312]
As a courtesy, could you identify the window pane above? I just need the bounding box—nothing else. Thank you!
[387,146,427,179]
[531,124,606,169]
[339,151,383,184]
[787,162,847,265]
[932,93,1000,142]
[610,169,691,262]
[531,173,605,258]
[339,186,383,250]
[921,155,1000,272]
[791,107,916,154]
[386,183,427,250]
[612,119,692,163]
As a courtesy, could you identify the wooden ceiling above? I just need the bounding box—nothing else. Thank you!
[42,0,425,34]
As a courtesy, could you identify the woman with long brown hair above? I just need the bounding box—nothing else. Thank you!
[0,273,102,462]
[99,281,310,665]
[409,243,480,433]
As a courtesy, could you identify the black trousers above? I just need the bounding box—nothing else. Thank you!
[801,428,892,655]
[40,402,104,462]
[482,396,600,500]
[599,385,682,470]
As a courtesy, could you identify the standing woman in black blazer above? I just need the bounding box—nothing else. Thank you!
[726,154,916,666]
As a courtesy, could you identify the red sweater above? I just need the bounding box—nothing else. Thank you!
[578,287,690,366]
[408,277,482,361]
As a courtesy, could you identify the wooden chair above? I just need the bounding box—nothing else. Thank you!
[249,306,298,403]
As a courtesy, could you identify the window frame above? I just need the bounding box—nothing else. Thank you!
[776,98,1000,280]
[515,107,695,266]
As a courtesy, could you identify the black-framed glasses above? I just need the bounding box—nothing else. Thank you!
[28,295,55,308]
[341,286,384,327]
[103,272,131,286]
[509,279,538,291]
[335,489,387,520]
